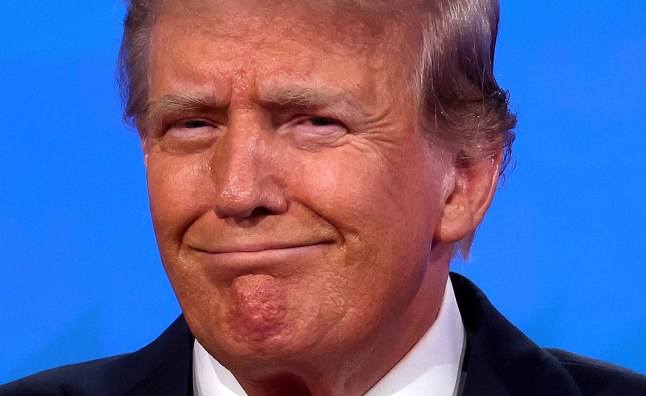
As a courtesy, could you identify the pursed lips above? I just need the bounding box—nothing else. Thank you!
[189,240,334,276]
[192,241,333,254]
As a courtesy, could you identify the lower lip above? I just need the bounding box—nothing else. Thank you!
[195,244,329,275]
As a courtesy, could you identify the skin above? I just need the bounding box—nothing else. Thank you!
[141,1,501,395]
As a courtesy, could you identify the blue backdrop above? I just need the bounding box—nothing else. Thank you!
[2,1,645,383]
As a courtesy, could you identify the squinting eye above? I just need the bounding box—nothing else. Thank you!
[308,117,336,126]
[165,118,216,133]
[180,119,211,128]
[158,118,221,153]
[280,115,347,150]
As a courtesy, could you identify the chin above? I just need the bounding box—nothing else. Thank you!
[182,297,327,365]
[200,320,330,371]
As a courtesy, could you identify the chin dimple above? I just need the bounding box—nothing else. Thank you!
[230,274,288,341]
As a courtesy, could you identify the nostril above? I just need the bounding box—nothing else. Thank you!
[249,206,275,217]
[212,204,278,222]
[216,206,279,226]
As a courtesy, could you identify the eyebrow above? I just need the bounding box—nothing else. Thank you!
[258,85,359,120]
[144,92,224,131]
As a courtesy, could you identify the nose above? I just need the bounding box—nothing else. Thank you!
[210,121,288,221]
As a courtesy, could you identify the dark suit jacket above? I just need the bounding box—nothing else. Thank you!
[2,273,645,395]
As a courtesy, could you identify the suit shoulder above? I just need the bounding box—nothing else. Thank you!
[546,348,646,396]
[0,354,133,395]
[0,316,194,396]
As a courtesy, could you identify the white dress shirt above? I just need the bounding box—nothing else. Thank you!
[193,278,466,396]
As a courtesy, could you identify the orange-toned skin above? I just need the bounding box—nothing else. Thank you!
[142,2,500,395]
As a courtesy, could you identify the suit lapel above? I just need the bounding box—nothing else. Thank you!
[122,316,195,396]
[451,273,582,396]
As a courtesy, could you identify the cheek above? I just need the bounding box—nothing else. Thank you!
[145,154,224,325]
[332,145,443,272]
[146,153,213,246]
[282,144,444,297]
[288,142,444,243]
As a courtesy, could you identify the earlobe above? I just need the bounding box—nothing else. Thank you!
[434,151,502,244]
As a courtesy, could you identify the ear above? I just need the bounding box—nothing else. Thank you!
[434,150,502,244]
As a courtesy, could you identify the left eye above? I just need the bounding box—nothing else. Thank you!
[307,117,336,126]
[279,115,348,150]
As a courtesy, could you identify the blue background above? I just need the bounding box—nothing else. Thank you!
[1,1,645,383]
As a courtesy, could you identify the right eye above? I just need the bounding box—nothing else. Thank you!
[161,118,222,153]
[167,118,217,133]
[179,119,212,129]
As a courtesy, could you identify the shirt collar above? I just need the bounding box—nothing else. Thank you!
[193,277,465,396]
[364,277,466,395]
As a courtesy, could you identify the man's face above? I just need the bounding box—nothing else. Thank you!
[144,1,454,370]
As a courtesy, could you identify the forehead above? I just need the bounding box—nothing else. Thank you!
[150,0,419,76]
[157,0,410,37]
[144,1,431,137]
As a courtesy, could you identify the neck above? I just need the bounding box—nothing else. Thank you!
[241,373,314,396]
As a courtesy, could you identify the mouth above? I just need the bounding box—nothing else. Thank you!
[192,240,334,255]
[190,241,334,277]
